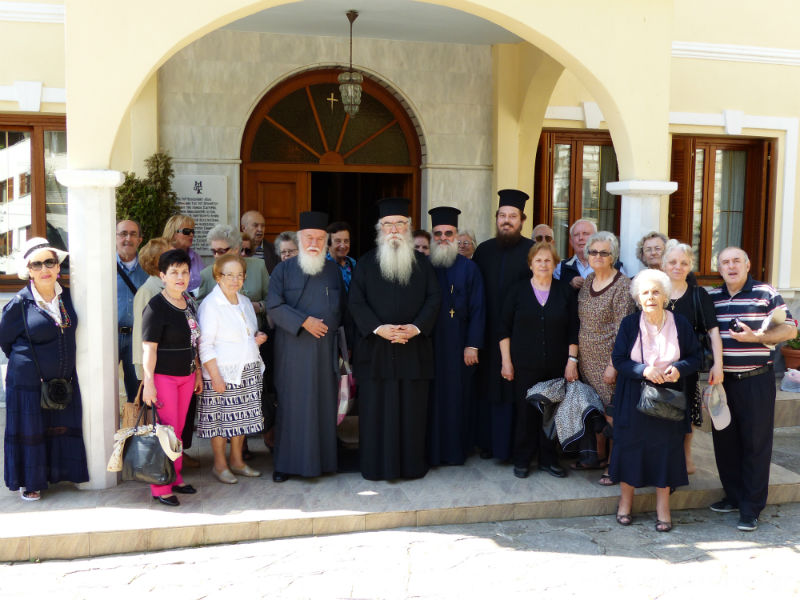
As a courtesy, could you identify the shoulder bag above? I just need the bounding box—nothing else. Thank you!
[692,285,714,372]
[121,404,177,486]
[635,329,687,422]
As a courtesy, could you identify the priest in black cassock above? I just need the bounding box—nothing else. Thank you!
[266,211,345,482]
[349,198,441,480]
[472,189,533,461]
[427,206,485,466]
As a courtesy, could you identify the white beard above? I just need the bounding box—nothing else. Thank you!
[430,239,458,268]
[298,246,326,276]
[376,227,415,285]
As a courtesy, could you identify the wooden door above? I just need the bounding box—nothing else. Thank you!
[243,169,309,242]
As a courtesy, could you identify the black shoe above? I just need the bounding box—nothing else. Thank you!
[710,499,738,513]
[172,484,197,494]
[737,517,758,531]
[272,471,290,483]
[513,466,529,479]
[538,464,567,478]
[154,495,180,507]
[479,449,493,460]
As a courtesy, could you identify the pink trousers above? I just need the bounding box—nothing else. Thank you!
[150,373,195,497]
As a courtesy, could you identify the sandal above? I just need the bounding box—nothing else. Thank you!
[20,489,41,502]
[598,473,615,486]
[655,520,673,533]
[616,513,632,526]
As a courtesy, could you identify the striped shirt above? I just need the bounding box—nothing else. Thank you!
[709,275,794,372]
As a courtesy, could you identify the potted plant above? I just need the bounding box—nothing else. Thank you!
[116,151,179,244]
[780,331,800,370]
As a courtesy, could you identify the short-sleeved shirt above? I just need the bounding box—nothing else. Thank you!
[142,293,199,376]
[708,275,795,373]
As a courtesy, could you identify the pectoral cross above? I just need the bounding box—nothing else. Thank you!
[449,308,455,318]
[327,93,339,110]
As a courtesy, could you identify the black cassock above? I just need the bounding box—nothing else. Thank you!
[349,249,441,480]
[471,236,533,460]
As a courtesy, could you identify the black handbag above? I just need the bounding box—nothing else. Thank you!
[121,405,177,486]
[20,297,73,411]
[635,330,687,422]
[692,285,714,372]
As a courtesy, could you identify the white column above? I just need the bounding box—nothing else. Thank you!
[56,169,124,490]
[606,180,677,278]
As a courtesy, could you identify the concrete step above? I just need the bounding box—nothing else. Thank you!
[1,430,799,562]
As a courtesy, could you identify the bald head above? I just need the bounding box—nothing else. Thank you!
[241,210,266,245]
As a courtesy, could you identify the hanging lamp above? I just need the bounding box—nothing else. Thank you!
[338,10,363,117]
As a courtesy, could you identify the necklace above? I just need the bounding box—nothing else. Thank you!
[162,290,186,307]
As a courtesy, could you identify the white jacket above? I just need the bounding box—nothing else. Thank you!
[198,284,264,385]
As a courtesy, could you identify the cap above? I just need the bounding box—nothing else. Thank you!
[377,197,411,219]
[703,384,731,431]
[428,206,461,228]
[298,211,329,231]
[497,189,529,212]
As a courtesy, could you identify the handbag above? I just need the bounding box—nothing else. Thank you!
[635,330,687,422]
[20,296,73,411]
[120,382,152,429]
[121,405,177,485]
[336,326,355,425]
[692,285,714,372]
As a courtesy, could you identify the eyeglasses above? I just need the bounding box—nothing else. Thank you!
[433,230,455,238]
[534,235,554,243]
[280,249,298,258]
[116,231,140,238]
[178,228,195,236]
[211,247,231,256]
[380,220,409,231]
[241,248,253,257]
[29,258,59,271]
[221,273,245,281]
[643,246,664,254]
[457,241,474,248]
[587,249,612,258]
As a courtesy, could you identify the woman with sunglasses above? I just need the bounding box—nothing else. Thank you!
[574,231,635,483]
[0,238,89,501]
[163,215,203,293]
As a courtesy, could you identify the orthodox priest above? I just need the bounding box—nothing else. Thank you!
[472,189,533,461]
[349,198,441,480]
[427,206,485,466]
[266,211,344,482]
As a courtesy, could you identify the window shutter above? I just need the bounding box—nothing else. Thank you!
[741,140,769,278]
[668,136,694,243]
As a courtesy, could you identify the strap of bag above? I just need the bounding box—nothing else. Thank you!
[116,263,140,295]
[693,284,708,334]
[18,296,46,383]
[337,326,352,373]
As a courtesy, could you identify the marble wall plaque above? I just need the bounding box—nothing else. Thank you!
[174,175,227,256]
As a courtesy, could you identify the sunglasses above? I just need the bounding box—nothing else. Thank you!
[587,249,612,257]
[433,230,456,238]
[178,228,195,236]
[534,235,554,243]
[241,248,253,257]
[29,258,59,271]
[211,247,231,256]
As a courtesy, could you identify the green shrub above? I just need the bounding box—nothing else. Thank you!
[116,152,179,243]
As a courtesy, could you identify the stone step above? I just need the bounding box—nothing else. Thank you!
[1,430,799,562]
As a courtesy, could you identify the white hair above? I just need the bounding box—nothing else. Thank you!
[586,231,620,262]
[631,268,672,306]
[569,219,597,237]
[297,243,326,275]
[430,235,458,268]
[207,224,242,249]
[662,239,694,271]
[375,221,415,285]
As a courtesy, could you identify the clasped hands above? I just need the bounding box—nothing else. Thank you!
[643,364,680,385]
[376,324,418,344]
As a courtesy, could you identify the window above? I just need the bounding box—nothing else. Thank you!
[534,130,620,259]
[669,136,772,283]
[0,114,67,287]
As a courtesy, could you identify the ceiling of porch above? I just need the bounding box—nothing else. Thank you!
[224,0,522,45]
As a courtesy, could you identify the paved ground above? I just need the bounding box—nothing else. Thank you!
[2,502,800,599]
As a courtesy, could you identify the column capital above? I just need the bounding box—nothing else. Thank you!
[56,169,124,189]
[606,180,677,196]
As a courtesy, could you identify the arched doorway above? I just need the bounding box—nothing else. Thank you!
[241,69,422,257]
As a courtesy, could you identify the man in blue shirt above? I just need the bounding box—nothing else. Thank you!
[116,219,148,403]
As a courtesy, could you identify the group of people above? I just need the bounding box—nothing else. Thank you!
[2,191,795,533]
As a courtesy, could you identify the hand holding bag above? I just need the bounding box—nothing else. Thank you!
[120,382,152,429]
[635,329,687,422]
[121,405,177,486]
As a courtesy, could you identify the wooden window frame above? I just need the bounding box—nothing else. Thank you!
[0,114,67,291]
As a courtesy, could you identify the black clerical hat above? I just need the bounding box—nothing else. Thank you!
[428,206,461,228]
[298,211,329,230]
[497,189,529,212]
[377,197,411,218]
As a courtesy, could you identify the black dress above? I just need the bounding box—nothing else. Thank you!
[667,284,718,426]
[608,312,701,488]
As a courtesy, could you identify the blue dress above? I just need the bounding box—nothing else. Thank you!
[608,312,700,489]
[1,285,89,492]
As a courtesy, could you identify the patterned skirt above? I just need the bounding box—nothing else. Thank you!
[197,361,264,438]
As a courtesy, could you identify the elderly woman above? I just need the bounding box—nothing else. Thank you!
[0,238,89,501]
[662,240,724,473]
[198,254,267,483]
[162,214,203,293]
[636,232,668,270]
[457,230,477,260]
[141,249,203,506]
[274,231,298,262]
[576,231,635,482]
[500,242,578,479]
[132,237,171,378]
[610,269,701,531]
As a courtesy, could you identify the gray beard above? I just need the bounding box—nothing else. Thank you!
[376,229,415,285]
[298,247,326,276]
[430,240,458,268]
